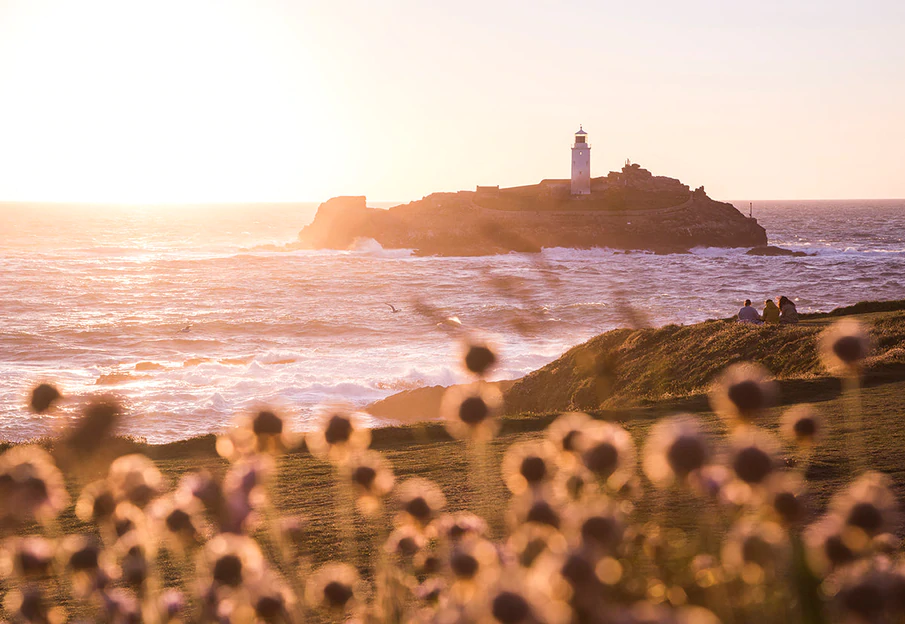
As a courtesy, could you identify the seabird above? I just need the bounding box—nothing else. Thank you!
[384,303,400,313]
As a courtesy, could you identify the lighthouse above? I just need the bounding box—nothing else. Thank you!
[571,126,591,195]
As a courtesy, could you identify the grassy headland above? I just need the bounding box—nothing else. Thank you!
[5,300,905,620]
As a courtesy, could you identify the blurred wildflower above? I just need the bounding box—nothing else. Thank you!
[201,534,265,588]
[217,408,301,461]
[441,382,503,443]
[149,496,205,553]
[0,536,55,579]
[726,426,778,491]
[501,440,559,495]
[385,525,427,566]
[29,383,61,414]
[3,586,65,624]
[439,512,489,544]
[820,318,871,376]
[342,450,396,516]
[115,532,149,589]
[830,471,899,542]
[781,404,822,448]
[507,523,567,568]
[448,538,501,596]
[564,497,625,559]
[546,412,591,463]
[107,453,165,508]
[690,464,732,501]
[158,588,187,622]
[75,480,117,525]
[176,470,228,529]
[306,563,360,614]
[804,516,860,576]
[709,362,777,425]
[463,341,498,377]
[476,576,569,624]
[60,399,121,458]
[765,472,808,527]
[306,404,372,463]
[721,519,788,583]
[575,421,636,490]
[395,478,447,529]
[221,454,274,533]
[0,445,69,527]
[642,414,710,488]
[508,492,563,530]
[250,572,297,623]
[552,465,599,502]
[833,560,893,624]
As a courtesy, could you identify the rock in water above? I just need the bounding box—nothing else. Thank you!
[293,164,767,256]
[746,246,810,257]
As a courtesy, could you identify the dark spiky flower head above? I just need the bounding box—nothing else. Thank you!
[107,453,165,508]
[709,363,777,425]
[546,412,591,464]
[0,536,55,580]
[501,440,559,495]
[306,404,372,463]
[29,383,61,414]
[217,407,301,461]
[781,404,822,448]
[721,519,788,583]
[0,445,69,527]
[395,478,446,529]
[575,421,636,490]
[341,450,395,516]
[830,471,899,542]
[441,382,503,442]
[727,426,778,489]
[305,563,360,613]
[463,341,498,377]
[643,414,710,488]
[820,318,871,376]
[201,534,264,589]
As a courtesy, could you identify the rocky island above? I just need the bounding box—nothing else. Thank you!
[293,163,767,256]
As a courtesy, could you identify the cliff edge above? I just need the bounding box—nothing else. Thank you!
[295,163,767,256]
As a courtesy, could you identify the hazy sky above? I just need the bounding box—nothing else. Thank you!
[1,0,903,203]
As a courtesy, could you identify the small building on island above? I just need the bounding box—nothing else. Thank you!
[571,126,591,195]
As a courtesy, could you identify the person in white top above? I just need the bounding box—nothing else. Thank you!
[737,299,762,324]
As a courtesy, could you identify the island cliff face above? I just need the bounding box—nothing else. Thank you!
[296,164,767,255]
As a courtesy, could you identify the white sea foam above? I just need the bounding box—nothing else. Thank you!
[2,200,905,442]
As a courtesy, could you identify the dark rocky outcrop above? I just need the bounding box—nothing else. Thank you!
[294,164,767,256]
[746,246,811,257]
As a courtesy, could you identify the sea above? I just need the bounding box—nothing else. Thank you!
[1,200,903,443]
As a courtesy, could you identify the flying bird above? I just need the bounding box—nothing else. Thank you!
[385,303,401,313]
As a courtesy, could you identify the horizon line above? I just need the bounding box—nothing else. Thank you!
[2,196,905,207]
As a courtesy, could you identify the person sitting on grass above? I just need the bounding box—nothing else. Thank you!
[779,296,799,324]
[762,298,781,324]
[737,299,762,324]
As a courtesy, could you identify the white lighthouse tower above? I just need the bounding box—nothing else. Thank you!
[571,126,591,195]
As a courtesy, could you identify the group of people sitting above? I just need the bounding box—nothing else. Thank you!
[737,296,799,325]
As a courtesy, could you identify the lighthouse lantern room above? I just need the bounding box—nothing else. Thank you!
[571,126,591,195]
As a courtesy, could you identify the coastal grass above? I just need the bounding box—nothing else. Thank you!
[4,302,905,619]
[504,301,905,414]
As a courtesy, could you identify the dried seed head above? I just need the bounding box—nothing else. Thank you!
[464,343,497,376]
[252,410,283,436]
[441,383,502,442]
[820,318,871,375]
[29,384,61,414]
[709,363,776,424]
[491,591,531,624]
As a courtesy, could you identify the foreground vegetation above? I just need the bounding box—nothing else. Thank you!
[2,304,905,623]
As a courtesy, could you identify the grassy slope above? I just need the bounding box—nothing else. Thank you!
[504,301,905,414]
[6,301,905,615]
